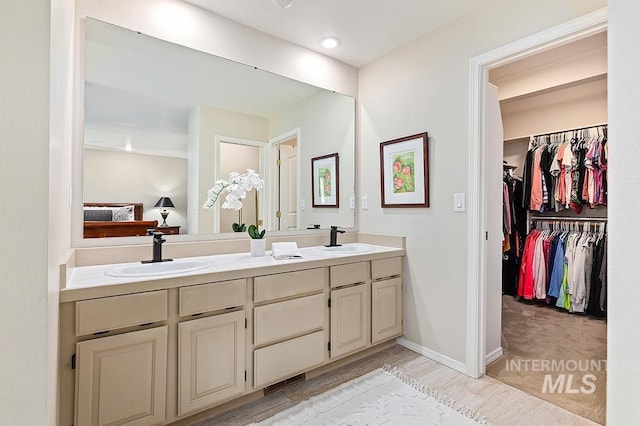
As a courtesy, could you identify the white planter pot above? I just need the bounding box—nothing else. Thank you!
[250,239,266,257]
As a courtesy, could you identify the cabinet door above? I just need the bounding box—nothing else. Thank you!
[75,326,168,426]
[330,284,369,359]
[178,310,245,416]
[372,278,403,344]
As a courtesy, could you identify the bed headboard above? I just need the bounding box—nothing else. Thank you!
[83,202,144,221]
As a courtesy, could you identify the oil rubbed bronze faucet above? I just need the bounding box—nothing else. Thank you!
[142,231,173,263]
[327,226,345,247]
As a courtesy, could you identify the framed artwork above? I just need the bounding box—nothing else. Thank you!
[311,153,339,207]
[379,132,429,208]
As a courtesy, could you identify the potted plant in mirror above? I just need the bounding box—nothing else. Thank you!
[232,210,246,233]
[203,169,266,256]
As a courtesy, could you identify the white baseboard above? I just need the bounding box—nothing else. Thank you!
[485,347,503,365]
[397,337,467,375]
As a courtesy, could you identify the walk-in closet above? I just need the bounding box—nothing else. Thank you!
[487,31,608,425]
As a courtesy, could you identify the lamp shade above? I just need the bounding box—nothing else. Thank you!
[154,197,175,208]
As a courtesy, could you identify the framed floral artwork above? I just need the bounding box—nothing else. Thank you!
[379,132,429,207]
[311,153,339,207]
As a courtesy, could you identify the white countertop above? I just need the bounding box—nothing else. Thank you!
[62,243,405,302]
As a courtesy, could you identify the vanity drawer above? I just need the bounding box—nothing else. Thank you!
[254,268,326,303]
[76,290,167,336]
[179,279,246,316]
[254,330,325,388]
[330,261,370,288]
[371,257,402,280]
[254,293,325,346]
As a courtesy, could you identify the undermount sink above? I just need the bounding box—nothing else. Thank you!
[105,259,212,278]
[316,243,375,254]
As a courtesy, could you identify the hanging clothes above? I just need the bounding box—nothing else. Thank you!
[502,167,526,296]
[516,220,607,317]
[521,125,608,213]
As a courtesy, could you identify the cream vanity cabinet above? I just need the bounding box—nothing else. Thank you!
[177,279,246,416]
[73,290,169,426]
[329,261,371,359]
[371,257,403,343]
[252,268,328,389]
[61,248,404,425]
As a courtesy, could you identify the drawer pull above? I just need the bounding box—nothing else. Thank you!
[93,330,109,336]
[139,322,154,327]
[191,313,203,317]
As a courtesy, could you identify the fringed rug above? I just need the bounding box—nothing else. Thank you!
[249,365,492,425]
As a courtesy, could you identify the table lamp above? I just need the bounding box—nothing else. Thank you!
[154,197,175,227]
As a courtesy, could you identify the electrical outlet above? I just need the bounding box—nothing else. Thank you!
[362,195,368,210]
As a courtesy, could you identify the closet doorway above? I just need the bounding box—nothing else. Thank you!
[485,30,607,425]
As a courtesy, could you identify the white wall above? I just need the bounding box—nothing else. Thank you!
[83,149,188,230]
[607,1,640,423]
[358,0,607,365]
[49,0,75,421]
[0,0,50,424]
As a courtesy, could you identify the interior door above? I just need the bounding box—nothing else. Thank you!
[485,82,504,364]
[278,143,298,230]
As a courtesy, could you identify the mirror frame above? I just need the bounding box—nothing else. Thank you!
[72,15,358,247]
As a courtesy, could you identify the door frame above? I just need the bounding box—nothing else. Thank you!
[465,8,608,378]
[268,128,301,232]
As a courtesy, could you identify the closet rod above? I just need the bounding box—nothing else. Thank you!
[533,123,607,138]
[530,216,607,222]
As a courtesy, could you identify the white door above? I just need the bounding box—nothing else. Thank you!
[485,82,504,364]
[278,143,298,230]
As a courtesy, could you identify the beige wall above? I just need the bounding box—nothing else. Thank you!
[188,106,268,234]
[0,0,51,423]
[501,78,608,140]
[83,149,188,230]
[271,90,356,230]
[219,143,261,233]
[358,0,607,364]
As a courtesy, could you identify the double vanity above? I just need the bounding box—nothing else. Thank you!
[58,235,405,425]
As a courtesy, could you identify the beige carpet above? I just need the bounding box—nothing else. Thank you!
[487,295,606,425]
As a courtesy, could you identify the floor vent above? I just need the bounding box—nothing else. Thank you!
[264,373,305,395]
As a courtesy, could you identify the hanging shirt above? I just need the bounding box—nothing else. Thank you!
[548,236,566,298]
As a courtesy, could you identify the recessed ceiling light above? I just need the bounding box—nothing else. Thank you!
[273,0,293,8]
[321,37,341,49]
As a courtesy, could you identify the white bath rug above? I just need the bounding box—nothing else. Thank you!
[249,365,492,425]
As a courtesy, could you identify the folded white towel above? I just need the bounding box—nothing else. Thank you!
[271,242,303,260]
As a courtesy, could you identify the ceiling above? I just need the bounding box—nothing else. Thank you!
[183,0,494,68]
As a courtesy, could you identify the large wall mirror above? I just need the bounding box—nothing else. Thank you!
[82,18,355,239]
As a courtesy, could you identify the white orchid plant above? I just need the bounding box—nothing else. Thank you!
[203,169,266,239]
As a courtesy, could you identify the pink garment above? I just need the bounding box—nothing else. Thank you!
[518,230,540,300]
[530,148,544,211]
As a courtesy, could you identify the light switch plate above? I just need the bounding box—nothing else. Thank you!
[300,199,305,210]
[349,196,355,209]
[362,195,368,210]
[453,193,466,212]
